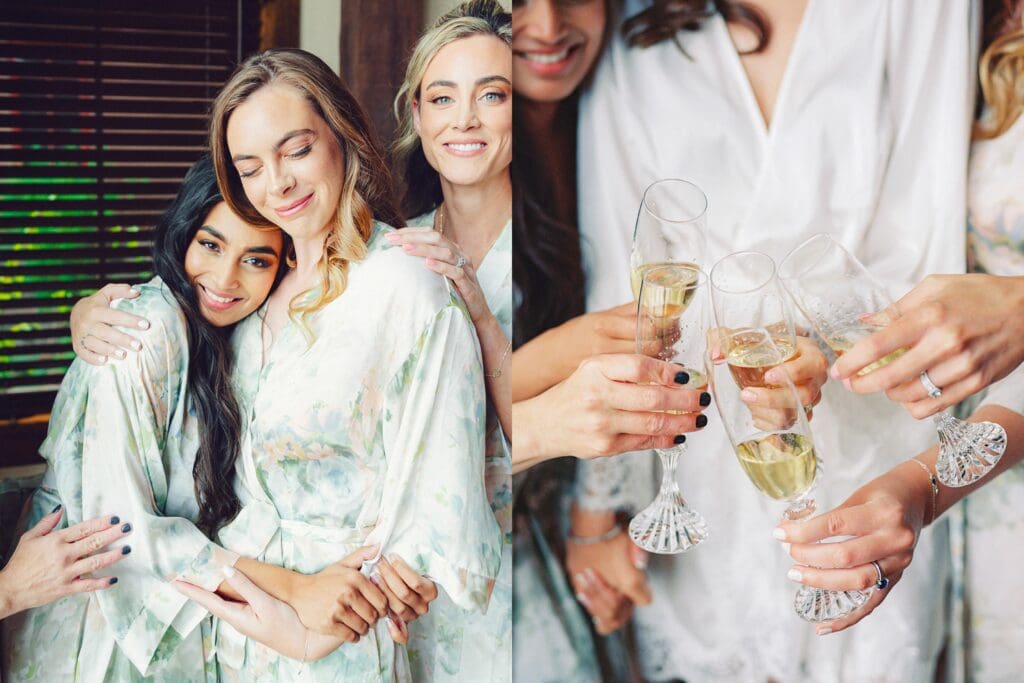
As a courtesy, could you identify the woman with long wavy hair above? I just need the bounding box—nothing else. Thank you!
[567,1,977,681]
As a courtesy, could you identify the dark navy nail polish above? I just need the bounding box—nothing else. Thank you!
[121,545,132,555]
[696,414,709,428]
[699,392,712,407]
[674,371,690,385]
[51,504,62,514]
[110,516,120,525]
[673,434,686,445]
[109,577,118,585]
[121,523,132,533]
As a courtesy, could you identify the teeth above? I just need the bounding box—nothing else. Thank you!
[203,287,236,304]
[448,143,484,152]
[523,49,569,64]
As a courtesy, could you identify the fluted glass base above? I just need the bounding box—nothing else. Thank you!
[934,412,1006,487]
[628,496,709,554]
[794,586,870,623]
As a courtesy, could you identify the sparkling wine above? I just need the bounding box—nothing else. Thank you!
[631,260,701,304]
[735,432,817,501]
[726,337,798,388]
[825,321,907,375]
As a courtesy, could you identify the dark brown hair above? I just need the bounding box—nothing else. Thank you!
[623,0,770,53]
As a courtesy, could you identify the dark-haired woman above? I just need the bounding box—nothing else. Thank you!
[2,157,291,680]
[569,1,976,681]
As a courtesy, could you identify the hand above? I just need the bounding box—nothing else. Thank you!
[0,506,132,619]
[520,354,710,461]
[369,554,439,644]
[832,274,1024,418]
[175,565,343,661]
[288,545,388,642]
[385,228,491,323]
[547,303,637,378]
[566,517,650,635]
[70,283,149,366]
[774,460,930,634]
[731,336,828,425]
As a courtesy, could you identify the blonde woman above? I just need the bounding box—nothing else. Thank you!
[388,2,513,679]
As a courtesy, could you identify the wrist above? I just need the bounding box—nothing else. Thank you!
[0,569,18,618]
[570,505,617,536]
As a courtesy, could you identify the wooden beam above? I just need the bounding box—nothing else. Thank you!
[260,0,301,50]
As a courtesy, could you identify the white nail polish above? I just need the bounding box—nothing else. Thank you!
[138,320,150,330]
[772,527,787,540]
[781,543,791,554]
[131,340,142,351]
[817,627,832,636]
[786,568,803,582]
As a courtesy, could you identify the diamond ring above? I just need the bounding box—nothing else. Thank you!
[919,371,942,399]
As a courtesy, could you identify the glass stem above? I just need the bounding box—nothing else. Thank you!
[656,445,684,500]
[783,494,816,522]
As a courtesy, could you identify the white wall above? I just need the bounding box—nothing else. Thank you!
[300,0,342,73]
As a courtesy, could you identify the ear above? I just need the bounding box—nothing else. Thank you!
[412,98,422,135]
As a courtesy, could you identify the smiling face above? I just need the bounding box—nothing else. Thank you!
[512,0,606,104]
[225,83,346,242]
[413,33,512,189]
[183,201,284,326]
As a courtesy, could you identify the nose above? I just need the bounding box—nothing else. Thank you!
[210,259,240,292]
[520,0,564,43]
[266,161,295,197]
[453,97,479,131]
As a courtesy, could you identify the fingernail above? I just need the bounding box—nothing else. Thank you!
[583,568,597,583]
[110,516,120,525]
[138,320,150,330]
[221,564,236,579]
[765,370,780,383]
[51,504,62,513]
[674,371,689,385]
[817,627,832,636]
[740,389,758,403]
[772,527,786,540]
[829,364,840,380]
[402,244,414,251]
[121,545,132,555]
[121,523,132,533]
[842,378,853,391]
[108,577,118,585]
[576,592,591,608]
[699,392,711,407]
[100,356,107,364]
[633,556,648,571]
[787,568,803,582]
[696,414,708,428]
[673,434,686,445]
[574,572,589,588]
[117,350,126,359]
[782,543,791,554]
[385,232,399,241]
[130,340,142,351]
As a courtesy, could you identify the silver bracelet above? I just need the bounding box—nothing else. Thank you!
[909,457,939,526]
[567,524,622,545]
[485,338,512,379]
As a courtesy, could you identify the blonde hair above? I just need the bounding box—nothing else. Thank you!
[210,49,401,339]
[976,16,1024,140]
[392,0,511,218]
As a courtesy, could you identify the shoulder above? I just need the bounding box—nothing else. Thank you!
[357,221,459,309]
[110,277,186,337]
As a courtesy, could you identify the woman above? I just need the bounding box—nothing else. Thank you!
[568,1,975,681]
[777,5,1024,681]
[388,2,513,680]
[196,48,500,681]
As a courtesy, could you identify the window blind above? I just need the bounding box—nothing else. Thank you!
[0,0,257,421]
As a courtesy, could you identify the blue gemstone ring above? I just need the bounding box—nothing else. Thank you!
[871,560,889,590]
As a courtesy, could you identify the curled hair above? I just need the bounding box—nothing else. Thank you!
[210,49,402,339]
[392,0,511,218]
[151,156,287,536]
[976,3,1024,140]
[623,0,769,53]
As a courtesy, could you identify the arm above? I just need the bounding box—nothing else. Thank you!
[511,303,636,402]
[775,401,1024,634]
[0,508,130,620]
[69,283,149,365]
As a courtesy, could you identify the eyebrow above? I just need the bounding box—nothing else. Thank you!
[197,226,280,256]
[230,129,315,162]
[424,75,512,90]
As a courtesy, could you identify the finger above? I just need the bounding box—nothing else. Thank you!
[24,505,64,539]
[385,227,442,241]
[87,322,144,354]
[606,433,689,456]
[741,385,819,411]
[776,503,896,544]
[896,375,981,420]
[58,514,122,543]
[372,573,416,623]
[334,604,372,636]
[98,283,141,303]
[628,544,649,571]
[595,313,638,341]
[173,579,243,622]
[403,242,462,264]
[221,564,275,611]
[340,544,379,569]
[387,555,438,605]
[583,354,680,386]
[788,554,901,592]
[82,334,126,361]
[376,560,426,617]
[338,592,379,630]
[68,575,121,595]
[74,346,109,367]
[606,301,638,318]
[831,311,928,383]
[68,546,128,578]
[67,519,132,557]
[816,575,898,635]
[386,611,409,643]
[885,349,982,407]
[777,340,828,386]
[424,257,471,283]
[611,410,704,437]
[787,533,906,571]
[613,381,709,413]
[575,569,625,621]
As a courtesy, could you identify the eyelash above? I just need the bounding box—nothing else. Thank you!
[199,240,273,268]
[238,144,312,179]
[482,91,507,103]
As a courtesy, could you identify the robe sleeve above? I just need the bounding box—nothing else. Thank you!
[368,299,502,612]
[72,299,238,675]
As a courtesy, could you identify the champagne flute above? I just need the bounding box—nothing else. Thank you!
[778,234,1006,487]
[630,178,708,298]
[710,251,799,388]
[710,327,871,621]
[629,264,709,554]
